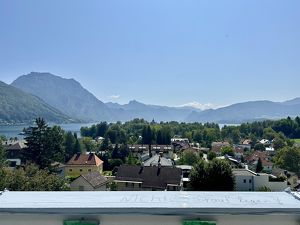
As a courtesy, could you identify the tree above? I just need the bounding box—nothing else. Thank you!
[221,146,234,156]
[1,164,69,191]
[258,186,271,192]
[126,152,140,165]
[273,137,286,150]
[111,144,120,159]
[81,137,97,153]
[0,135,7,142]
[189,160,208,190]
[108,159,123,172]
[119,144,129,162]
[0,144,6,168]
[274,147,300,172]
[207,151,216,160]
[45,125,65,163]
[24,118,65,169]
[189,159,234,191]
[108,181,117,191]
[96,122,108,137]
[178,150,199,166]
[100,136,110,151]
[74,138,82,154]
[263,127,277,140]
[24,118,49,168]
[256,157,263,173]
[64,132,76,162]
[254,143,265,151]
[206,159,235,191]
[156,130,163,145]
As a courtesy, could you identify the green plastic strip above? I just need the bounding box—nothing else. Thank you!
[183,220,216,225]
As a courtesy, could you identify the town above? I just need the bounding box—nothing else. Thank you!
[1,117,300,192]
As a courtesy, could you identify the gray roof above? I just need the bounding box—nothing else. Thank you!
[115,165,182,189]
[3,140,27,150]
[0,191,300,215]
[80,172,108,188]
[233,169,257,176]
[144,154,173,167]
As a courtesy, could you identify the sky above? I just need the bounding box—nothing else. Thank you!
[0,0,299,109]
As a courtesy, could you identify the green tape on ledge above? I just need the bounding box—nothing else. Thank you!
[64,220,99,225]
[183,220,216,225]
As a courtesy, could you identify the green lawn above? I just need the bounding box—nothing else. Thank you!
[292,139,300,144]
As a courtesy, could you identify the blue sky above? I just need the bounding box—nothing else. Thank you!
[0,0,299,109]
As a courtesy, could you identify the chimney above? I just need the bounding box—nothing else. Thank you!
[139,162,144,174]
[157,162,161,176]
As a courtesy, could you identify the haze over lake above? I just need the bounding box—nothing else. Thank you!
[0,123,95,139]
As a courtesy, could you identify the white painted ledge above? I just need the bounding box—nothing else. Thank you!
[0,191,300,215]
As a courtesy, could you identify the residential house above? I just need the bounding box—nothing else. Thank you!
[2,140,27,167]
[127,144,149,156]
[233,169,287,191]
[143,154,173,167]
[181,147,200,154]
[114,164,182,191]
[172,141,190,153]
[233,144,251,151]
[70,171,108,191]
[259,139,271,145]
[242,139,252,145]
[150,145,174,158]
[65,153,103,177]
[171,137,189,143]
[245,151,273,173]
[265,147,275,155]
[233,146,245,160]
[225,155,242,168]
[211,142,231,157]
[272,168,299,190]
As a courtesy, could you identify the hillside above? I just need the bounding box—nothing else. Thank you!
[12,72,113,122]
[0,81,72,124]
[106,100,200,122]
[185,100,300,123]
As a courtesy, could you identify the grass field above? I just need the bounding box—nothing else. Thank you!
[292,139,300,144]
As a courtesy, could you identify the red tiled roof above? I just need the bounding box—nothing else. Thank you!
[246,151,273,167]
[234,147,245,154]
[66,153,103,166]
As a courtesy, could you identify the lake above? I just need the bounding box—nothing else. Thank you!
[0,123,241,139]
[0,123,95,139]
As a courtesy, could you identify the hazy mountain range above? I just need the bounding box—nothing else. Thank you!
[0,72,299,124]
[12,73,113,122]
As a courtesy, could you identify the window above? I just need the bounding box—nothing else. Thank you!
[125,182,128,187]
[139,183,142,188]
[88,169,91,172]
[80,169,82,172]
[69,169,72,172]
[249,179,252,183]
[243,179,246,183]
